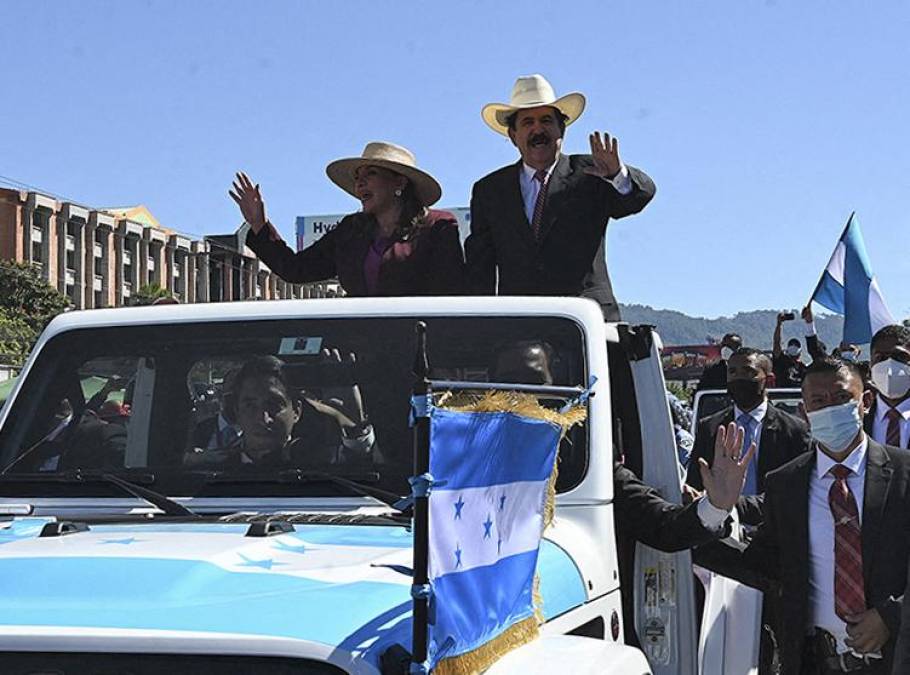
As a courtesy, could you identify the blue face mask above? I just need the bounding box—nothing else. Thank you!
[806,400,863,453]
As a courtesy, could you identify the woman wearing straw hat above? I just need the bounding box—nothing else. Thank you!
[230,142,464,296]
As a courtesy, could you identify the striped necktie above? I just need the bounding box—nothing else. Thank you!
[530,169,549,240]
[828,464,865,620]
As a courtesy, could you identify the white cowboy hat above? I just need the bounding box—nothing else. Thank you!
[482,74,586,136]
[325,141,442,207]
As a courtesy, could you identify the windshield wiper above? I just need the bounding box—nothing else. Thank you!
[0,470,197,518]
[202,469,406,512]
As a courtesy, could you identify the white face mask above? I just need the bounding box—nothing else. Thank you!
[721,347,734,361]
[839,351,857,363]
[871,358,910,400]
[786,345,801,358]
[807,400,864,453]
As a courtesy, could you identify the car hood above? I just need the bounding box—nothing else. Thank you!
[0,518,585,665]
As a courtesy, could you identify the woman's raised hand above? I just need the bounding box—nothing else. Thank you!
[229,172,268,233]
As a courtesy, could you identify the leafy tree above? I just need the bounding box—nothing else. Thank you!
[132,283,173,306]
[0,260,70,335]
[0,310,35,366]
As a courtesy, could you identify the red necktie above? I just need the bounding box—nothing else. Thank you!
[886,408,902,447]
[828,464,865,621]
[530,169,549,240]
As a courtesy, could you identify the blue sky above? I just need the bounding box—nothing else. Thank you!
[2,1,909,319]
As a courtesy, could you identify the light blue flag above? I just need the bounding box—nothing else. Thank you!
[811,213,894,345]
[426,407,562,672]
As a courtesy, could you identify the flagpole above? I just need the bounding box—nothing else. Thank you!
[411,321,431,671]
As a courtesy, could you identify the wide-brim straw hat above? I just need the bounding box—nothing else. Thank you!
[482,74,586,136]
[326,141,442,207]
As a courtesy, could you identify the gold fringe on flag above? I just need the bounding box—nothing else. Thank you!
[430,391,588,674]
[432,616,539,675]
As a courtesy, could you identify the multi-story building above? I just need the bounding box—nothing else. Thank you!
[0,188,337,308]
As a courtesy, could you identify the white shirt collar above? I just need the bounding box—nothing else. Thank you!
[734,399,768,424]
[815,434,869,480]
[875,393,910,422]
[521,156,560,182]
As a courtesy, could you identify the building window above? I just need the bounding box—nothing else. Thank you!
[94,290,103,308]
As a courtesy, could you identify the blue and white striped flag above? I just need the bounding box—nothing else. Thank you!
[426,406,561,674]
[811,213,894,345]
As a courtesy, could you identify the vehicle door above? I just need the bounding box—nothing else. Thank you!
[610,324,698,675]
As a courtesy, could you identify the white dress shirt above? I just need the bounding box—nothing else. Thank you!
[871,394,910,448]
[518,158,632,224]
[807,437,873,656]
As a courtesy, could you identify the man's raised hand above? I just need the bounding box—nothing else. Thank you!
[584,131,622,180]
[229,171,268,233]
[698,422,757,512]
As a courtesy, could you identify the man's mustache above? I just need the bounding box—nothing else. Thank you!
[529,133,551,147]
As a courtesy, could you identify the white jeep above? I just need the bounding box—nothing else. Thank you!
[0,297,722,674]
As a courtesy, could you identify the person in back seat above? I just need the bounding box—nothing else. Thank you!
[185,355,376,468]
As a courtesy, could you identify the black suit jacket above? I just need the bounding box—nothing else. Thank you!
[696,440,910,675]
[687,403,810,524]
[464,154,655,321]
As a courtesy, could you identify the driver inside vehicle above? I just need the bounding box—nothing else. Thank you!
[184,353,377,469]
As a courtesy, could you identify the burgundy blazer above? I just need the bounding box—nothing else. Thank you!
[246,209,465,296]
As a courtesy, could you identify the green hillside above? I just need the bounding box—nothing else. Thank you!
[619,304,846,351]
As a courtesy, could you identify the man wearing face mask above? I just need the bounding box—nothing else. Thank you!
[688,347,810,524]
[696,357,910,674]
[696,333,743,392]
[865,325,910,450]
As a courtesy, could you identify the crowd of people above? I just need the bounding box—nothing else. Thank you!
[224,72,910,674]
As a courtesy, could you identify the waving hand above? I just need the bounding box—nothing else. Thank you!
[229,171,268,233]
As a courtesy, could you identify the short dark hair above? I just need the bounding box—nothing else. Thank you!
[803,356,864,388]
[233,355,294,398]
[506,108,569,133]
[871,324,910,352]
[731,346,772,375]
[787,338,802,348]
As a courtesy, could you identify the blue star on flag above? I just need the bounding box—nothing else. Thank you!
[455,544,463,568]
[453,495,465,520]
[483,514,493,540]
[237,553,286,571]
[272,539,307,554]
[499,494,507,511]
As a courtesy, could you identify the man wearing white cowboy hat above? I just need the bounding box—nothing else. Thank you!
[465,74,655,320]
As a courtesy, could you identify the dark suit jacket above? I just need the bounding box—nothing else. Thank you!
[464,155,655,320]
[696,440,910,675]
[687,403,810,524]
[246,209,464,296]
[864,395,910,450]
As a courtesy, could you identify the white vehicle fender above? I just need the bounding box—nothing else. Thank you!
[483,635,652,675]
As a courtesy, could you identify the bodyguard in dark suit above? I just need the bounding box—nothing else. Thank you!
[696,358,910,675]
[688,347,811,525]
[465,74,655,321]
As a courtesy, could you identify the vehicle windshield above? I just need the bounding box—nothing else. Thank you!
[0,316,587,501]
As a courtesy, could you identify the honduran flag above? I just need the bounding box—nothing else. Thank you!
[811,213,894,345]
[425,402,566,675]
